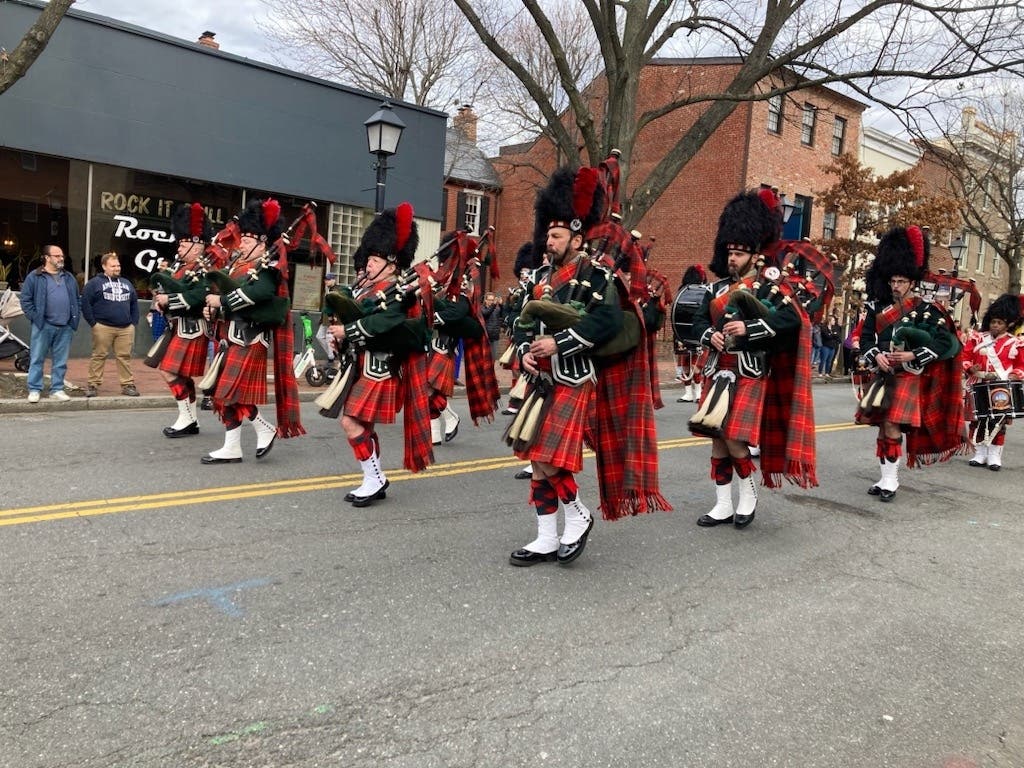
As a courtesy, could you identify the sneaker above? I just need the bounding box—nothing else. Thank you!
[121,385,140,397]
[50,390,71,402]
[86,385,98,397]
[27,391,40,403]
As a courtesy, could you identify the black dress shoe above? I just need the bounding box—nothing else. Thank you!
[444,422,459,442]
[878,488,896,502]
[697,514,734,527]
[867,485,881,495]
[556,518,594,564]
[346,480,389,505]
[200,397,213,411]
[509,549,558,566]
[514,469,533,480]
[989,464,1001,471]
[163,422,199,438]
[255,435,276,459]
[501,408,519,416]
[201,455,242,464]
[734,510,755,528]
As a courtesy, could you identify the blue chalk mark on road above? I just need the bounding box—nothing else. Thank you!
[152,577,272,617]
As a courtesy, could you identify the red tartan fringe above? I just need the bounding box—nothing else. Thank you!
[762,460,818,489]
[906,443,966,469]
[600,491,673,521]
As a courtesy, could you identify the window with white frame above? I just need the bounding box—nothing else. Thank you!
[831,117,846,156]
[801,104,816,146]
[823,210,837,239]
[767,95,783,134]
[975,235,986,274]
[993,246,1001,277]
[463,192,482,235]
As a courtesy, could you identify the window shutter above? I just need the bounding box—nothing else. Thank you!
[479,196,490,233]
[456,192,467,232]
[441,189,449,230]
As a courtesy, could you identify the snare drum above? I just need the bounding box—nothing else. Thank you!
[972,379,1024,419]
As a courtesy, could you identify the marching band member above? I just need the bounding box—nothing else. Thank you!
[856,226,964,500]
[149,203,224,438]
[673,265,709,403]
[962,293,1023,470]
[689,190,817,528]
[325,203,432,507]
[201,198,305,463]
[506,167,622,566]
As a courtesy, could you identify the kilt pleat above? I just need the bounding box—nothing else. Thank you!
[856,373,920,427]
[515,380,594,472]
[427,351,455,397]
[214,343,268,405]
[344,364,401,423]
[159,334,209,378]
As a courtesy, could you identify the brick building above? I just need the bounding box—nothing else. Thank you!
[492,58,866,293]
[440,106,501,254]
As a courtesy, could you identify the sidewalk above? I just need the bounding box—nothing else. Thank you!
[0,352,848,414]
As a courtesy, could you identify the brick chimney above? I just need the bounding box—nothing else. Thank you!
[453,104,478,144]
[197,31,220,50]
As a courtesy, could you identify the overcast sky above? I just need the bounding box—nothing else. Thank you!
[75,0,277,63]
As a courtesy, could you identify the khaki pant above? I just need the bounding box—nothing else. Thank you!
[88,323,135,387]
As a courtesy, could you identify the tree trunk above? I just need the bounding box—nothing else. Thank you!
[0,0,76,96]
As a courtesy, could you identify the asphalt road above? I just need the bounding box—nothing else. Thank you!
[2,384,1022,768]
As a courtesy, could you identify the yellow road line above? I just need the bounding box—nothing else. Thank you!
[1,421,867,527]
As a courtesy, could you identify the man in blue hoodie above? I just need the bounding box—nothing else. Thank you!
[20,245,81,403]
[81,252,140,396]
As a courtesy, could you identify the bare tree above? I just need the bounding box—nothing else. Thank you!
[259,0,486,109]
[452,0,1024,227]
[0,0,75,96]
[910,94,1024,294]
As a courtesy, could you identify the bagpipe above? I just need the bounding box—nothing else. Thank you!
[688,257,805,439]
[515,233,642,359]
[199,202,331,396]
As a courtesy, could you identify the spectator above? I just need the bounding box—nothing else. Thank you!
[819,315,842,377]
[811,322,823,369]
[81,252,140,397]
[20,244,81,402]
[481,291,503,360]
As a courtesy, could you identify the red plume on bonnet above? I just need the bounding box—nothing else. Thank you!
[395,202,414,253]
[906,225,925,267]
[262,199,282,232]
[573,168,600,220]
[189,203,205,239]
[758,187,780,213]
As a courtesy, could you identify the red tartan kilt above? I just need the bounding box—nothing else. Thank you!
[515,380,594,472]
[214,343,268,405]
[427,350,455,396]
[692,374,765,443]
[856,373,920,426]
[159,334,209,378]
[344,368,401,424]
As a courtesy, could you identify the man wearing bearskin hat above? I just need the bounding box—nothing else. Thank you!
[506,167,624,566]
[201,198,305,463]
[961,293,1024,470]
[150,202,223,438]
[689,190,817,529]
[326,203,433,506]
[856,225,964,500]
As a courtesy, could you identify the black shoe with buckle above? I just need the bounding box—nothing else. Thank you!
[163,422,199,438]
[345,480,389,504]
[509,549,558,567]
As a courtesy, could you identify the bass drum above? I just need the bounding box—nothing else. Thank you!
[671,283,707,347]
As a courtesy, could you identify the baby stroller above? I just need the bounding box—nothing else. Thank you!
[0,288,31,372]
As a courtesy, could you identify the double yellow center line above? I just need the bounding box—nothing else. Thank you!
[1,423,864,527]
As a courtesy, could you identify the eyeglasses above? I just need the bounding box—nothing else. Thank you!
[889,278,911,286]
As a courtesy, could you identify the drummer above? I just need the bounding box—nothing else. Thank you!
[962,293,1024,470]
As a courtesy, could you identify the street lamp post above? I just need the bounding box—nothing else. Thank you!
[948,236,967,277]
[364,101,406,215]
